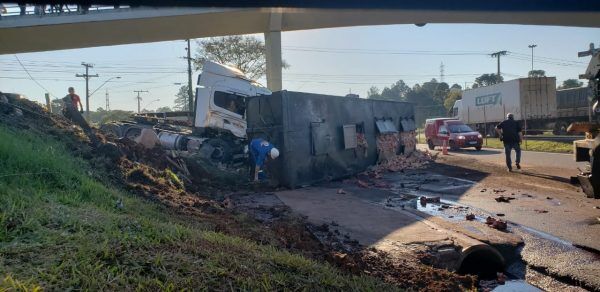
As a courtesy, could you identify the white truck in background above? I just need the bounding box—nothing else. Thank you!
[101,61,271,164]
[452,77,572,137]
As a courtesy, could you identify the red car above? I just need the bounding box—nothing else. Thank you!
[424,118,483,151]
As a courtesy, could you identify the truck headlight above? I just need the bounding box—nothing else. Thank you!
[458,135,465,139]
[477,134,483,139]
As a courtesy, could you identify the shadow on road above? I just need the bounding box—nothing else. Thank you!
[449,148,502,156]
[518,170,572,184]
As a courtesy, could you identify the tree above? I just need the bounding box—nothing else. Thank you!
[194,35,289,80]
[559,79,583,89]
[444,90,462,111]
[380,80,411,101]
[366,86,381,99]
[174,85,190,111]
[528,70,546,77]
[450,83,462,90]
[421,79,449,105]
[156,106,172,112]
[475,73,503,87]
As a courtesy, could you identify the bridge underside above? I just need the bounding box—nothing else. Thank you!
[1,7,599,90]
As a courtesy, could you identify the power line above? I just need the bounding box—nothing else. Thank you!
[13,55,56,97]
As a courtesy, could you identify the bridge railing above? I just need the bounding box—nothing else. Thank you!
[0,3,130,18]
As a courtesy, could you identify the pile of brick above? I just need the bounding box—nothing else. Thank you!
[369,149,434,175]
[376,133,400,163]
[400,131,417,154]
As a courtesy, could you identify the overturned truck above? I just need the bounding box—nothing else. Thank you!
[246,91,416,188]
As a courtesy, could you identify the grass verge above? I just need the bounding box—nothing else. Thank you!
[0,125,394,291]
[416,133,572,153]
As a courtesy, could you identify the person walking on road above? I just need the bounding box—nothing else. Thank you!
[496,113,523,172]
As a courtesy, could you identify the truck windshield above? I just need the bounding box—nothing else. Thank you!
[214,91,246,116]
[448,124,473,133]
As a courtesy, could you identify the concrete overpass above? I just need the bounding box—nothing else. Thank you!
[1,6,599,90]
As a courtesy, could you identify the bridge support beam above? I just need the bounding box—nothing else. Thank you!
[265,11,282,92]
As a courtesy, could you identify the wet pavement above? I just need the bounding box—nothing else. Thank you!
[274,163,600,291]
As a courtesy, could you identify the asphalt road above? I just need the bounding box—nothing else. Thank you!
[417,144,587,176]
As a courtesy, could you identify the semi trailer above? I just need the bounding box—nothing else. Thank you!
[101,61,417,180]
[452,77,591,136]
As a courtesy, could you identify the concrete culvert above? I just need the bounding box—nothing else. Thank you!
[457,244,505,279]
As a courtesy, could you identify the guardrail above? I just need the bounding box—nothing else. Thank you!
[0,3,130,18]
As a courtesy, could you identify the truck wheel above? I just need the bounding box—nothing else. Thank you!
[203,138,233,163]
[427,140,435,150]
[475,146,482,151]
[124,127,142,140]
[553,121,568,135]
[100,123,122,138]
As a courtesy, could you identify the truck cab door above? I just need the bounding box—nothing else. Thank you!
[208,83,250,138]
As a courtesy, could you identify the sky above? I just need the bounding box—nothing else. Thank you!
[1,23,598,112]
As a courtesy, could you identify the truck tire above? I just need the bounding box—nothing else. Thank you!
[475,146,482,151]
[427,140,435,150]
[202,138,233,163]
[100,123,122,138]
[124,126,142,140]
[553,121,568,135]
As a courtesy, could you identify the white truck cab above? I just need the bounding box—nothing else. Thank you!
[194,61,271,138]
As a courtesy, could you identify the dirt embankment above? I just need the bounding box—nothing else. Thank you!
[0,96,476,291]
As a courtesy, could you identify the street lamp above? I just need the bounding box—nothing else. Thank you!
[143,99,160,111]
[528,44,537,73]
[90,76,121,97]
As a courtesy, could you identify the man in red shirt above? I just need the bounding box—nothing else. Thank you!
[61,86,92,135]
[64,87,83,113]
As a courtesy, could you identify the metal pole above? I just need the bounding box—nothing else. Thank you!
[133,90,148,113]
[484,105,488,146]
[85,64,89,116]
[186,39,194,115]
[45,93,51,113]
[75,62,98,120]
[528,44,537,73]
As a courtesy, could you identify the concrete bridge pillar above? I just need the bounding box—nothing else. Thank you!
[265,11,282,92]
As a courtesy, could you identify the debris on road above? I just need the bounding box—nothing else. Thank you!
[356,180,370,188]
[419,196,441,206]
[465,214,476,221]
[336,188,347,194]
[495,196,516,203]
[534,209,549,214]
[485,216,508,231]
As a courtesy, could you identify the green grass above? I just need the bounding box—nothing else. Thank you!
[0,125,395,291]
[416,132,572,153]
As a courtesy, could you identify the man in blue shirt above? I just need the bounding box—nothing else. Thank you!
[249,138,280,182]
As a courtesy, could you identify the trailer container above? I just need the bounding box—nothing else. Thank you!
[457,77,556,135]
[246,91,416,188]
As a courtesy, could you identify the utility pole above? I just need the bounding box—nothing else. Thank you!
[134,90,148,113]
[75,62,98,119]
[186,39,194,114]
[490,51,507,83]
[105,89,110,111]
[528,44,537,73]
[440,62,445,83]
